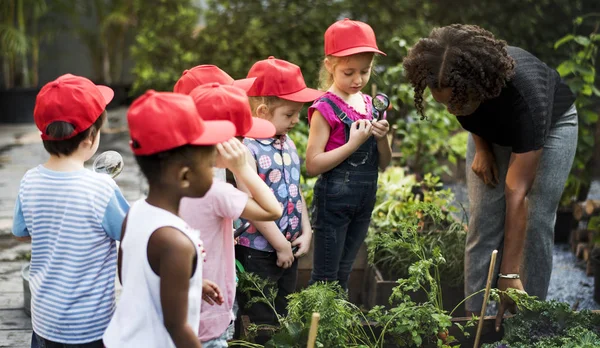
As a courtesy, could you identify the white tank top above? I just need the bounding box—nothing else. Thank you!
[103,199,203,348]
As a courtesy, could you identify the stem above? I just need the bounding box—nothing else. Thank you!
[449,288,488,317]
[227,340,264,348]
[16,0,29,87]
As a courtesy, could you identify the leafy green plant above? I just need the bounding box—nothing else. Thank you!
[554,15,600,207]
[483,290,600,348]
[130,0,200,93]
[367,169,467,288]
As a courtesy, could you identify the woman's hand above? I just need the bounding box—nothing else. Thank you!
[495,278,524,332]
[472,149,499,186]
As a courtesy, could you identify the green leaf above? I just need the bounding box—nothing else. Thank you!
[574,36,591,46]
[556,61,575,77]
[554,34,574,49]
[592,85,600,97]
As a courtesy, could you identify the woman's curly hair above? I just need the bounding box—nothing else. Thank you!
[402,24,516,118]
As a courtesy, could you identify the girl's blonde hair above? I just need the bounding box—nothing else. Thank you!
[318,52,376,90]
[247,96,287,119]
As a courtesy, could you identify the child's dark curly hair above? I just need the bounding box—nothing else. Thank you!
[402,24,516,118]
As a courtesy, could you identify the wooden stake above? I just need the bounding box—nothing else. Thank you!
[474,250,498,348]
[306,312,320,348]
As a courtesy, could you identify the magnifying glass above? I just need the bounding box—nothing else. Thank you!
[93,150,124,178]
[234,221,251,238]
[372,93,390,121]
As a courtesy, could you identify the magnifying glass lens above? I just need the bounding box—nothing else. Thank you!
[373,93,390,112]
[93,151,124,178]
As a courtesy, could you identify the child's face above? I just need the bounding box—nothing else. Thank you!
[265,100,304,135]
[329,54,374,96]
[182,146,217,197]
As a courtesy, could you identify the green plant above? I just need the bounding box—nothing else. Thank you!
[483,290,600,348]
[555,14,600,207]
[0,0,63,88]
[367,169,467,287]
[130,0,200,93]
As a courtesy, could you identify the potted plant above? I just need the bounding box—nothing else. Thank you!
[364,169,467,315]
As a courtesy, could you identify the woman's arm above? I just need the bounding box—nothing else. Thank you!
[305,111,370,176]
[500,149,542,275]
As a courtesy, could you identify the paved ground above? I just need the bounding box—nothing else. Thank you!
[0,108,598,347]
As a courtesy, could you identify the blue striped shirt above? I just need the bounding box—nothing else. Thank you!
[12,165,129,344]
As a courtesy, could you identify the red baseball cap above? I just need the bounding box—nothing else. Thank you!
[246,57,324,102]
[190,83,275,138]
[34,74,114,140]
[127,90,235,155]
[324,18,386,57]
[174,65,257,95]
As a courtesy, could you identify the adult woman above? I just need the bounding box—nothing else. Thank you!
[403,24,577,329]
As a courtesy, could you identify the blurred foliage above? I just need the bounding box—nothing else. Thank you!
[554,15,600,207]
[130,0,597,96]
[130,0,201,93]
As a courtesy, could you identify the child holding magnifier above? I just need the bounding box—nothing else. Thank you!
[306,18,392,291]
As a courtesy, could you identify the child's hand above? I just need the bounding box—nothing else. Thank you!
[348,120,372,148]
[275,243,295,269]
[202,279,224,306]
[371,120,390,141]
[291,232,312,258]
[215,138,247,171]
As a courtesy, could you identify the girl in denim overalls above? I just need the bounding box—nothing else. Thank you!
[306,19,392,290]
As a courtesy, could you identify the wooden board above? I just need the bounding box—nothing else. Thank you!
[0,330,30,348]
[0,309,31,330]
[0,292,23,310]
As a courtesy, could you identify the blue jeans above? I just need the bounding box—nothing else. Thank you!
[32,331,103,348]
[309,170,378,290]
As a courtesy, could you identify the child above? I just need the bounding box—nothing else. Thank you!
[174,64,257,183]
[103,91,236,348]
[179,83,280,347]
[306,19,392,290]
[173,64,256,95]
[11,74,129,347]
[235,57,324,329]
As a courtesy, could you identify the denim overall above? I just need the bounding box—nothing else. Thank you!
[309,97,379,290]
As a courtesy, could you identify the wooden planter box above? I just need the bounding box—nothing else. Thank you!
[362,264,466,317]
[237,315,502,347]
[296,241,368,305]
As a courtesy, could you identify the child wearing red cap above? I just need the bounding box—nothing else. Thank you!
[11,74,129,347]
[103,91,236,348]
[179,83,280,347]
[234,57,324,336]
[306,19,392,290]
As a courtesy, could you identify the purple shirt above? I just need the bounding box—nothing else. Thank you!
[308,92,378,152]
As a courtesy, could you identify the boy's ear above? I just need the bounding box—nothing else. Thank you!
[80,135,94,149]
[256,104,269,119]
[178,166,191,189]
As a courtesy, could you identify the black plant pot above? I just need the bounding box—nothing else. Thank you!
[554,208,575,244]
[0,87,40,124]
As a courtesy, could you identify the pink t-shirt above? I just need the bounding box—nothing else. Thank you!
[179,180,248,341]
[308,92,377,152]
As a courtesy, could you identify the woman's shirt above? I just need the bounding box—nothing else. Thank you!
[456,46,575,153]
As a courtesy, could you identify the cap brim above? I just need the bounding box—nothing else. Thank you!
[330,47,386,57]
[96,85,115,105]
[244,117,276,138]
[279,88,326,103]
[191,120,236,145]
[232,77,257,92]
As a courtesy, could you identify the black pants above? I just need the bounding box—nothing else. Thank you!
[235,245,298,326]
[32,331,103,348]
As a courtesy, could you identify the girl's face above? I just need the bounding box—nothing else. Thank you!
[264,100,304,135]
[183,146,217,198]
[328,54,373,96]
